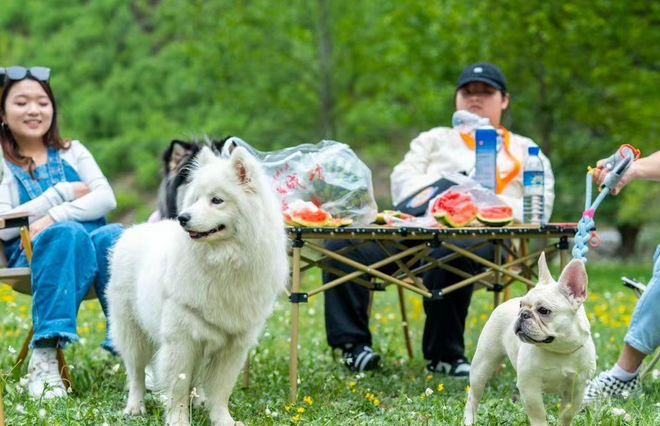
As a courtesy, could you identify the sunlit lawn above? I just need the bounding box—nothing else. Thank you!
[1,260,659,425]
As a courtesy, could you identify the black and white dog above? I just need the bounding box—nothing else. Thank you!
[154,138,231,221]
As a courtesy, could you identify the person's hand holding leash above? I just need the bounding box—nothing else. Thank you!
[593,150,660,195]
[593,160,637,195]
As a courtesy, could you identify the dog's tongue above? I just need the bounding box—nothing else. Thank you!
[188,231,201,239]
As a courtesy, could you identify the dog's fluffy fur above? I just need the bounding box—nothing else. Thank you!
[107,146,289,426]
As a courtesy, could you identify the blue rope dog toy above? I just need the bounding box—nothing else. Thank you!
[572,144,640,262]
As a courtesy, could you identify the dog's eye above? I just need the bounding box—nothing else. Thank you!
[211,197,224,205]
[537,307,551,315]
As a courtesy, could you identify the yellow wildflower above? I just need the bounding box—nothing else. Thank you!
[292,414,300,421]
[303,396,313,405]
[437,383,444,392]
[297,407,305,413]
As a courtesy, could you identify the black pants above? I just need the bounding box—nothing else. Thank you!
[323,238,495,364]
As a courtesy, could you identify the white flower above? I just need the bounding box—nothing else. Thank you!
[16,386,24,394]
[8,345,16,354]
[15,404,25,414]
[425,388,433,396]
[178,373,186,380]
[110,363,121,375]
[621,390,630,399]
[594,332,601,339]
[652,369,660,380]
[624,413,632,422]
[265,408,271,416]
[190,387,199,399]
[38,408,47,418]
[611,407,626,416]
[19,376,29,387]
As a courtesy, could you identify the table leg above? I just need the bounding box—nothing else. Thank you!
[493,242,502,309]
[397,286,413,359]
[559,237,569,270]
[289,244,302,404]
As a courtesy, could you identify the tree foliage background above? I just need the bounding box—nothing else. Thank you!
[1,0,659,254]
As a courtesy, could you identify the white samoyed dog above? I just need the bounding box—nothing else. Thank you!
[107,146,289,426]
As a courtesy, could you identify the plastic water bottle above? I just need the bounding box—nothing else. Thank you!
[452,110,490,134]
[523,146,545,224]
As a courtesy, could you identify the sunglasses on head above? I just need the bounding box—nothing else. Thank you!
[0,66,51,87]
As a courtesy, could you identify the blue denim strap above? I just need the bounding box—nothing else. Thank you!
[5,147,67,201]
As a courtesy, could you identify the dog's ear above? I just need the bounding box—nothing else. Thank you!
[163,140,198,177]
[537,252,554,285]
[230,146,257,191]
[557,259,588,306]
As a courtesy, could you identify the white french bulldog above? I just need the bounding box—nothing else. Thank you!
[464,253,596,426]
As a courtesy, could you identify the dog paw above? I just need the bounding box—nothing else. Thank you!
[123,402,146,416]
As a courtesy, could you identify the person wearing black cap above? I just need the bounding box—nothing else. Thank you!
[323,62,555,377]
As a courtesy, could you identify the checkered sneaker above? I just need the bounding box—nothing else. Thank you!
[583,370,642,404]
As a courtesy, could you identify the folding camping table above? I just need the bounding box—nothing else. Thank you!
[285,223,578,402]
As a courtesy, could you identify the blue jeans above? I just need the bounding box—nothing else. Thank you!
[9,221,123,350]
[625,244,660,355]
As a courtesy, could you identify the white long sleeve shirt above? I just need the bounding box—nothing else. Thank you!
[0,140,117,241]
[391,126,555,222]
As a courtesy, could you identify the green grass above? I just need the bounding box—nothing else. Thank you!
[2,261,660,425]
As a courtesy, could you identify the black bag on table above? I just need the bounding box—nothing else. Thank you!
[393,176,461,217]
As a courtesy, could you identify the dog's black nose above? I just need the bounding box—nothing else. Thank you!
[520,310,532,320]
[178,213,191,226]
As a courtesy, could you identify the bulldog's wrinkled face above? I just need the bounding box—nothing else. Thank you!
[514,253,590,352]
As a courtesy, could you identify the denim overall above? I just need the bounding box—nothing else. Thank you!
[3,147,123,352]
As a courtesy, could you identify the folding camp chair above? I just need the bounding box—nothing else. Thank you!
[621,276,660,380]
[0,212,96,414]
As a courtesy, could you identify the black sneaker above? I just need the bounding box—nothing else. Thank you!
[427,357,471,378]
[342,344,381,372]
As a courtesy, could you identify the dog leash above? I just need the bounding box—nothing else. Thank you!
[572,144,640,262]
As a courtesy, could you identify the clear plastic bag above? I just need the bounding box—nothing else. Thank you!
[221,138,378,225]
[424,177,508,216]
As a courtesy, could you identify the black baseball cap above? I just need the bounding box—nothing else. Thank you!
[456,62,507,93]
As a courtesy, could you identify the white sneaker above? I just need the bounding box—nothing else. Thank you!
[27,348,67,399]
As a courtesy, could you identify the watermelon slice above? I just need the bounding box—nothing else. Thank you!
[283,211,297,226]
[373,210,414,225]
[328,218,353,227]
[286,200,332,227]
[477,206,514,227]
[430,190,479,228]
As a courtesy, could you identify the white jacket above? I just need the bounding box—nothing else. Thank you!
[0,140,117,241]
[391,126,555,222]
